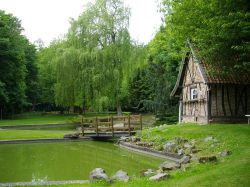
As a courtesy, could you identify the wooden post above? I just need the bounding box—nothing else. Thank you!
[179,101,183,124]
[128,114,131,136]
[221,85,226,116]
[207,85,211,124]
[245,86,248,114]
[111,116,114,137]
[81,125,85,136]
[95,117,98,136]
[140,114,142,130]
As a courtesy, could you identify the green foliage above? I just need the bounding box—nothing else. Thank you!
[24,41,40,109]
[45,0,146,113]
[0,10,39,116]
[0,10,26,112]
[146,0,250,114]
[126,64,154,110]
[146,26,180,114]
[162,0,250,73]
[37,41,60,104]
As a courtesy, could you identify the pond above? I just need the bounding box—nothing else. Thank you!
[0,141,165,183]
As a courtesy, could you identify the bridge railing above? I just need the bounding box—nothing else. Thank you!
[80,114,142,137]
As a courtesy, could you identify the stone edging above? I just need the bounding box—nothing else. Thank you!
[0,137,90,144]
[119,142,182,162]
[0,180,89,187]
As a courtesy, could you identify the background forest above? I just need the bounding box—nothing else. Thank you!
[0,0,249,119]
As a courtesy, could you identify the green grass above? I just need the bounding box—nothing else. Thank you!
[36,124,250,187]
[0,112,132,126]
[0,112,152,126]
[0,129,74,140]
[0,112,77,126]
[1,113,249,186]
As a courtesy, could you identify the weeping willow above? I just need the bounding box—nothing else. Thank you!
[53,0,146,113]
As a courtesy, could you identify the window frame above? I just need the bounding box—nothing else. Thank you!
[190,86,198,101]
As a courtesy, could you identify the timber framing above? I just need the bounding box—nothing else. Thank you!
[171,40,250,124]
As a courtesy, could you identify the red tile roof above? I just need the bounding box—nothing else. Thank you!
[200,63,250,84]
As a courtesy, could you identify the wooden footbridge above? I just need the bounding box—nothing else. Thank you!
[80,114,142,139]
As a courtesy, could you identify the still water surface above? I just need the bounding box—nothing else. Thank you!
[0,141,164,182]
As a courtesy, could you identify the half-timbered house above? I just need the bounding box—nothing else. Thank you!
[171,41,250,124]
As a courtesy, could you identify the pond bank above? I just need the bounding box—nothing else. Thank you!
[0,137,91,144]
[0,123,76,129]
[119,141,181,162]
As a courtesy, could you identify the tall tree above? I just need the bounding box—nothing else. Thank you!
[162,0,250,73]
[24,41,40,110]
[37,41,61,107]
[146,25,180,114]
[145,0,250,114]
[0,10,27,116]
[55,0,132,114]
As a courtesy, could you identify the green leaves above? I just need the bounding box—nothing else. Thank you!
[49,0,136,112]
[0,10,37,114]
[161,0,250,73]
[144,0,250,114]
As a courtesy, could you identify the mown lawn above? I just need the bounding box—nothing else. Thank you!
[0,112,77,126]
[39,124,250,187]
[0,112,152,127]
[0,112,132,126]
[0,129,74,140]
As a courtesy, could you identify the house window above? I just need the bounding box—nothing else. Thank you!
[190,87,198,100]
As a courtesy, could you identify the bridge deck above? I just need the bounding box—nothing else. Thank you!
[83,131,136,140]
[80,114,142,138]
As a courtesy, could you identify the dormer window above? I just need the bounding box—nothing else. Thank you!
[190,86,198,100]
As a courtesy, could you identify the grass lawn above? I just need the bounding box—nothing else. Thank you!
[1,113,249,186]
[38,124,250,187]
[0,112,152,127]
[0,112,77,126]
[0,112,133,126]
[0,129,74,140]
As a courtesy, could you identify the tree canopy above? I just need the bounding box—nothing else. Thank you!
[161,0,250,73]
[0,10,39,117]
[50,0,144,114]
[144,0,250,114]
[1,0,249,117]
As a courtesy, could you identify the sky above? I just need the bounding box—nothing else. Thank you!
[0,0,163,46]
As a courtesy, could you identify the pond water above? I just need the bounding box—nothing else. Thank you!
[0,141,164,182]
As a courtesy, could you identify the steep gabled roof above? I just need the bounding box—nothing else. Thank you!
[170,40,206,97]
[171,40,250,97]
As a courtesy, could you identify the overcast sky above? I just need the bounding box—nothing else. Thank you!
[0,0,163,46]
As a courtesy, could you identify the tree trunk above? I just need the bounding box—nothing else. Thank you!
[32,99,36,111]
[82,100,86,114]
[0,107,2,120]
[69,106,74,114]
[117,101,122,116]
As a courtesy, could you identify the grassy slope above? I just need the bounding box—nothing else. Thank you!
[131,124,250,187]
[45,124,250,187]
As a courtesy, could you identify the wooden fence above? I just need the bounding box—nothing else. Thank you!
[81,114,142,137]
